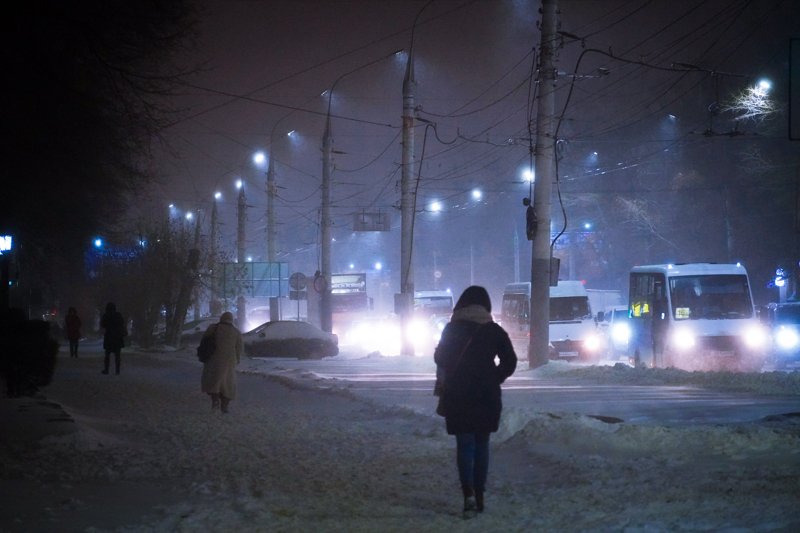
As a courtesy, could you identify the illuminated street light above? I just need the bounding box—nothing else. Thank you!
[253,151,266,166]
[471,189,482,200]
[429,200,442,213]
[522,168,535,182]
[236,179,243,189]
[93,238,103,248]
[214,191,222,200]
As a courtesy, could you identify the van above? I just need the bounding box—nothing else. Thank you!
[628,263,768,371]
[501,281,603,361]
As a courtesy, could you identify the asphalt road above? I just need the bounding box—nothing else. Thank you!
[252,353,800,427]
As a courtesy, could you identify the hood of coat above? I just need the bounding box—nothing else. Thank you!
[450,304,493,325]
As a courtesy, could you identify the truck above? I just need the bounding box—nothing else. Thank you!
[628,263,768,371]
[501,280,604,361]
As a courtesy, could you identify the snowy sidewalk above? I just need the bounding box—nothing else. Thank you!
[2,346,800,532]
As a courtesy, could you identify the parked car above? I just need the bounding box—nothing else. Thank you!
[762,301,800,368]
[244,320,338,359]
[597,306,632,360]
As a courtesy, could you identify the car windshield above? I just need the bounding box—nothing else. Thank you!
[669,274,753,320]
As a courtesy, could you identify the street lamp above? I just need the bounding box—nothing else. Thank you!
[320,49,403,334]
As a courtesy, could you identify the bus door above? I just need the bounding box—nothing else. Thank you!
[629,272,667,366]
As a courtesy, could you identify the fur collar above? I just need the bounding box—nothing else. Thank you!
[451,304,493,324]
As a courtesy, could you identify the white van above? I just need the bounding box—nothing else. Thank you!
[628,263,768,371]
[501,281,603,361]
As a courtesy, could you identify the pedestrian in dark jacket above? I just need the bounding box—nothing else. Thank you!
[434,285,517,519]
[100,302,126,375]
[64,307,82,358]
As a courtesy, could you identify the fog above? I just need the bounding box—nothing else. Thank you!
[150,0,799,306]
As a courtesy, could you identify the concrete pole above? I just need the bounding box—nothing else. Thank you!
[529,0,558,368]
[320,114,333,333]
[209,198,219,314]
[266,158,277,263]
[236,183,247,330]
[400,43,417,356]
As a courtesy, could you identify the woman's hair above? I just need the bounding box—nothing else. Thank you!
[454,285,492,313]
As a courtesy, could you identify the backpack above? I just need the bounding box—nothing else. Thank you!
[197,325,217,362]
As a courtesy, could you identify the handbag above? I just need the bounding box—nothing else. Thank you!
[435,325,483,417]
[197,325,218,362]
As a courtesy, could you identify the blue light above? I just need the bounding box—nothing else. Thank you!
[93,238,103,248]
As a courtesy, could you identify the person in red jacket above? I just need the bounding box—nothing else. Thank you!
[64,307,82,358]
[434,286,517,518]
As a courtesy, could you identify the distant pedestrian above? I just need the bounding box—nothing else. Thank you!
[200,311,243,413]
[100,302,126,375]
[64,307,82,358]
[434,286,517,519]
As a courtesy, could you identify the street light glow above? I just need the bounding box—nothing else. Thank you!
[522,169,534,182]
[236,179,243,189]
[253,151,266,166]
[471,189,482,200]
[214,191,222,200]
[430,201,442,212]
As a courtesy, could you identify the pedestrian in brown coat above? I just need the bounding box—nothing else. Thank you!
[200,311,243,413]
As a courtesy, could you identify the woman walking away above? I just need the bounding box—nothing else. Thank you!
[100,302,126,374]
[434,286,517,519]
[200,311,243,413]
[65,307,82,358]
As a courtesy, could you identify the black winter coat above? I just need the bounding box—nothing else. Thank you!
[434,319,517,435]
[101,311,126,351]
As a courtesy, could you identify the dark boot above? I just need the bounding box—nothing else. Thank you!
[462,487,477,519]
[220,396,230,413]
[476,491,484,513]
[211,394,220,410]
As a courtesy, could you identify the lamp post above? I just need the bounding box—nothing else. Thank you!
[398,0,436,355]
[236,179,247,330]
[320,49,403,334]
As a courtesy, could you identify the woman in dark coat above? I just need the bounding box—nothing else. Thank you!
[64,307,82,358]
[434,285,517,518]
[100,302,126,375]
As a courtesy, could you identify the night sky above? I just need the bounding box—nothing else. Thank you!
[148,0,799,307]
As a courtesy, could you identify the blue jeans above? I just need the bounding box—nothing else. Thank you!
[456,432,490,494]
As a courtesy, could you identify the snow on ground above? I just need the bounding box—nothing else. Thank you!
[1,341,799,532]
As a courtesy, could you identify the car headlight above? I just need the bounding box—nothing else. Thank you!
[774,325,799,350]
[583,333,601,352]
[610,322,631,345]
[742,323,768,350]
[671,326,695,351]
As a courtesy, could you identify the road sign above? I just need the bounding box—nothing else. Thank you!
[289,272,307,290]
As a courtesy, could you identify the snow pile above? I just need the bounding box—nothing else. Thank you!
[1,347,799,531]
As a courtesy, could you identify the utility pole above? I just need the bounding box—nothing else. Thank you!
[320,113,333,333]
[529,0,559,368]
[321,50,403,335]
[266,157,277,263]
[399,27,418,356]
[236,182,247,330]
[209,196,220,315]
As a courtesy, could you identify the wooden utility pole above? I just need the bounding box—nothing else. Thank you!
[529,0,559,368]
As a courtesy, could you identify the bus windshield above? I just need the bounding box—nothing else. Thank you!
[669,274,753,320]
[550,296,591,321]
[502,294,528,322]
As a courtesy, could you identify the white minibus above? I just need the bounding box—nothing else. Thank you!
[628,263,768,371]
